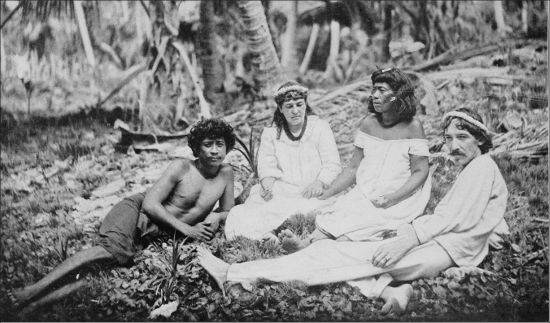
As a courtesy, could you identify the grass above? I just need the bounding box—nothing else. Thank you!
[0,79,548,321]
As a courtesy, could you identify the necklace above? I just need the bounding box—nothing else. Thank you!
[283,115,308,141]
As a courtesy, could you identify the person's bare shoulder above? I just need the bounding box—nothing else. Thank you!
[358,115,378,135]
[164,158,192,181]
[404,118,426,139]
[219,163,234,182]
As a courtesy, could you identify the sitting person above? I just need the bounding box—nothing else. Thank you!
[224,81,341,241]
[198,108,509,315]
[283,67,431,249]
[11,118,236,309]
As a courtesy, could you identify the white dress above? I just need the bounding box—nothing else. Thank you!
[226,154,509,299]
[316,130,432,241]
[224,116,341,240]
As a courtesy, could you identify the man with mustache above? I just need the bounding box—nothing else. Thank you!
[198,108,509,315]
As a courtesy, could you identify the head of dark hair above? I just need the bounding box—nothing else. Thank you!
[367,67,417,123]
[272,81,315,139]
[441,107,493,154]
[188,118,236,157]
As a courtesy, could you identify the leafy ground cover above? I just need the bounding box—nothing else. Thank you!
[1,56,548,321]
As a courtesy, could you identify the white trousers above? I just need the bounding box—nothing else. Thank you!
[227,239,454,298]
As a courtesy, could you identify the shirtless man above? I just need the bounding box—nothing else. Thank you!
[12,118,236,310]
[198,108,509,315]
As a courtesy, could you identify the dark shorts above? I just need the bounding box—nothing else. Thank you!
[98,193,160,265]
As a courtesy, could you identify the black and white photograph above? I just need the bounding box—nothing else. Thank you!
[0,0,548,321]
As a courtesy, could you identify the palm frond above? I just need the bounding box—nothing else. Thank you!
[20,0,75,21]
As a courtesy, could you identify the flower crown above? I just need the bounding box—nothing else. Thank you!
[274,84,308,99]
[443,111,489,134]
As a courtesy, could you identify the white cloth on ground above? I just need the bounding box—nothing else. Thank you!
[316,130,432,241]
[227,239,453,298]
[225,153,508,298]
[225,116,341,240]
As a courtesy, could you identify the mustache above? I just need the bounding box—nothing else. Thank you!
[450,150,465,156]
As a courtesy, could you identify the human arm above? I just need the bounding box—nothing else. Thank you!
[318,146,363,199]
[203,166,235,231]
[371,119,430,208]
[302,120,342,198]
[257,128,282,201]
[142,160,214,240]
[371,154,429,208]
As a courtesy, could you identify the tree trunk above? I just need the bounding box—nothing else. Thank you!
[521,0,528,34]
[236,0,283,97]
[172,40,212,119]
[198,0,225,110]
[299,23,320,75]
[493,1,509,36]
[0,29,5,74]
[74,1,96,67]
[382,3,393,62]
[279,0,298,78]
[324,19,341,79]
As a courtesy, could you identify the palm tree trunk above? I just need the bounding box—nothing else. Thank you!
[382,3,393,62]
[299,23,320,75]
[493,1,508,36]
[74,1,96,67]
[172,40,212,119]
[236,0,282,97]
[324,19,340,79]
[521,0,528,34]
[280,1,298,78]
[198,0,225,110]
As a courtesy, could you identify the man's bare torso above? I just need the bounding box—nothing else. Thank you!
[162,160,230,224]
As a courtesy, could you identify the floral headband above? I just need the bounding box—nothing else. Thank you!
[274,84,308,101]
[443,111,489,134]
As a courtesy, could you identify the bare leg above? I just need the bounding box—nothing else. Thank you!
[11,246,113,306]
[280,228,330,253]
[380,284,413,315]
[196,246,229,294]
[19,280,87,317]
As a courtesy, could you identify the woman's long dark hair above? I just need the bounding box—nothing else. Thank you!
[367,68,417,124]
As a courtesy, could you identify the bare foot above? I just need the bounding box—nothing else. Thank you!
[380,284,413,315]
[196,246,229,295]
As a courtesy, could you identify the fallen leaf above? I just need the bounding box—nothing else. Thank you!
[149,300,179,319]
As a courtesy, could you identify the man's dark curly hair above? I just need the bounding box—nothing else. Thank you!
[442,107,493,154]
[367,67,417,123]
[188,118,236,157]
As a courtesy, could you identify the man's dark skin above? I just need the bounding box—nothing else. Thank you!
[12,136,234,311]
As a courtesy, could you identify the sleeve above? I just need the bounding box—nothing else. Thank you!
[316,120,342,185]
[408,139,430,156]
[411,156,500,244]
[257,128,283,180]
[353,130,368,149]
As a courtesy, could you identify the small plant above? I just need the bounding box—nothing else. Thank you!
[53,231,69,261]
[233,127,260,177]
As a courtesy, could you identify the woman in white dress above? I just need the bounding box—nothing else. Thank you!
[283,67,431,248]
[224,81,341,240]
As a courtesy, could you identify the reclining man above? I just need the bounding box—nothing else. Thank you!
[198,108,509,315]
[13,118,236,309]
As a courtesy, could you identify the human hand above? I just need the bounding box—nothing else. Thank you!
[260,178,275,201]
[371,225,419,268]
[302,180,324,198]
[203,213,222,232]
[370,194,395,208]
[187,222,215,240]
[260,186,273,201]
